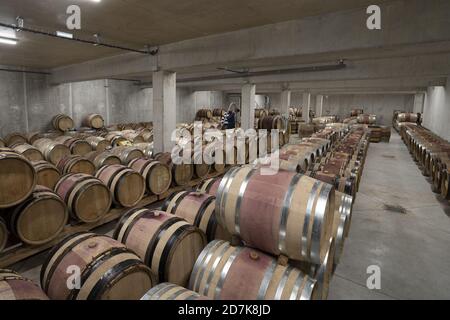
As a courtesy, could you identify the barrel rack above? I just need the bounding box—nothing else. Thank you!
[0,171,225,268]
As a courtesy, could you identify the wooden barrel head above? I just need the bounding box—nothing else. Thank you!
[0,152,36,208]
[74,181,112,222]
[173,164,193,186]
[33,161,61,190]
[71,140,92,156]
[12,188,68,245]
[147,163,171,195]
[115,171,145,207]
[49,144,71,165]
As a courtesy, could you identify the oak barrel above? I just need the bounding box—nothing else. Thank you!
[85,136,110,152]
[114,209,207,286]
[0,269,48,300]
[54,136,92,156]
[162,191,231,242]
[55,173,112,223]
[12,143,44,161]
[83,113,104,129]
[189,241,318,300]
[52,114,74,131]
[197,177,222,196]
[95,165,145,207]
[85,150,121,169]
[128,158,171,195]
[33,138,71,165]
[57,155,96,175]
[215,166,335,264]
[40,233,155,300]
[154,152,194,186]
[141,283,209,300]
[111,146,145,164]
[4,132,27,147]
[134,142,154,158]
[0,148,37,208]
[6,185,68,245]
[32,160,61,190]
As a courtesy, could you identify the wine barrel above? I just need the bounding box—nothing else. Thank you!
[189,241,318,300]
[33,138,71,165]
[128,158,171,195]
[162,191,231,242]
[7,185,68,245]
[4,132,27,147]
[258,116,284,130]
[56,155,96,175]
[12,143,44,161]
[85,150,121,170]
[0,270,48,300]
[133,142,154,158]
[197,177,222,196]
[154,152,194,187]
[350,109,364,117]
[193,153,211,179]
[0,217,7,252]
[83,113,104,129]
[332,192,353,266]
[212,108,225,117]
[141,283,209,300]
[85,136,110,151]
[52,114,74,131]
[103,133,131,147]
[114,209,207,286]
[293,237,335,300]
[0,149,37,209]
[216,166,335,264]
[54,136,92,156]
[397,112,418,123]
[122,131,145,144]
[254,109,269,118]
[357,114,377,125]
[203,143,225,173]
[196,109,213,120]
[31,160,61,190]
[110,146,144,165]
[40,233,155,300]
[95,165,145,207]
[55,173,112,223]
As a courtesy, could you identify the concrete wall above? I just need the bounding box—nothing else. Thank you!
[0,69,226,137]
[322,94,415,126]
[423,78,450,140]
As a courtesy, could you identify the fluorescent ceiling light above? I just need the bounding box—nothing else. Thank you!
[0,37,17,45]
[56,31,73,39]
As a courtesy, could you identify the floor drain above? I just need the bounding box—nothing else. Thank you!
[382,154,396,159]
[383,204,407,214]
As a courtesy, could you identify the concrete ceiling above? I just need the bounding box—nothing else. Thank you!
[0,0,395,69]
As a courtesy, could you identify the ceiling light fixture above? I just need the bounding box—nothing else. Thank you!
[56,31,73,39]
[0,36,17,45]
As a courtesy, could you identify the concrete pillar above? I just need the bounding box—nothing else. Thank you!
[241,84,256,130]
[315,94,324,117]
[413,93,425,113]
[153,70,177,153]
[303,92,311,123]
[280,90,291,116]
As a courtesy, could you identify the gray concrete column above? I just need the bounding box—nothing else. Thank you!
[413,93,425,113]
[153,70,177,153]
[315,94,324,117]
[241,84,256,130]
[280,90,291,116]
[303,92,311,123]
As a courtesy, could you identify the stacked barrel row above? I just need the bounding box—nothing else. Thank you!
[0,146,178,254]
[401,124,450,199]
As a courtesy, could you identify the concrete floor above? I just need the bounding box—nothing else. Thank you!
[329,131,450,300]
[9,131,450,299]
